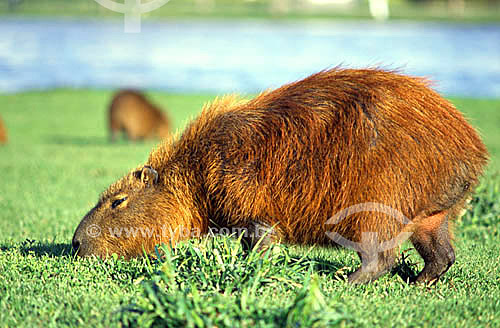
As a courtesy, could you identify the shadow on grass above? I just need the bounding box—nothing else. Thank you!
[290,245,420,283]
[46,135,159,147]
[391,251,420,283]
[308,257,346,277]
[0,239,73,258]
[302,253,419,283]
[45,135,112,146]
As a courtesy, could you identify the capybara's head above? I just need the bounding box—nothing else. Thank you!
[72,166,161,258]
[72,158,202,259]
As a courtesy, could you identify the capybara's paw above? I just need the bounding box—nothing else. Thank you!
[347,266,391,284]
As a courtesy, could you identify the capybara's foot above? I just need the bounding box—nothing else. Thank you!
[348,250,396,283]
[411,211,455,284]
[411,249,455,284]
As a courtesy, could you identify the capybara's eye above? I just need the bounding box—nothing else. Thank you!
[111,197,128,209]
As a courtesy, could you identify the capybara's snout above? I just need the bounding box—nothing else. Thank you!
[72,220,113,259]
[71,210,109,258]
[71,238,80,254]
[71,217,92,257]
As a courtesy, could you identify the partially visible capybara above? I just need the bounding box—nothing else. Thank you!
[0,115,7,144]
[73,68,488,284]
[109,90,170,142]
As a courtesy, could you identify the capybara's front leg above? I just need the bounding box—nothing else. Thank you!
[410,211,455,284]
[348,249,397,283]
[241,220,278,252]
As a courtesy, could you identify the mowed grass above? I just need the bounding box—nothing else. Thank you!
[0,90,499,327]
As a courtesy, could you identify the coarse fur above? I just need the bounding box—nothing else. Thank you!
[109,90,170,142]
[74,68,489,283]
[0,115,7,144]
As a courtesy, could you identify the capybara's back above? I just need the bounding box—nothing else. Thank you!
[109,90,170,141]
[0,115,7,144]
[74,68,488,284]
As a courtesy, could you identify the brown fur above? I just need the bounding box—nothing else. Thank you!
[0,115,7,144]
[109,90,170,141]
[73,68,488,283]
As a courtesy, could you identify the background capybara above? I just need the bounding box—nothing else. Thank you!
[0,115,7,144]
[109,90,170,142]
[73,68,488,284]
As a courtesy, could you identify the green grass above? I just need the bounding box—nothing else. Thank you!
[1,0,500,23]
[0,90,499,327]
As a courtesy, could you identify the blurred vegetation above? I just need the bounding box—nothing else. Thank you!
[1,0,499,22]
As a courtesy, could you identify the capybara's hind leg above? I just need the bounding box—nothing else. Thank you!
[410,211,455,284]
[348,249,397,283]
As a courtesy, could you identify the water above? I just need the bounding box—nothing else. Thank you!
[0,18,499,97]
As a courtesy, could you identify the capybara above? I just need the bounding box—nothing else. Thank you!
[109,90,170,142]
[73,68,488,284]
[0,115,7,144]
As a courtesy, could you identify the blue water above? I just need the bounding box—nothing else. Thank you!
[0,18,499,97]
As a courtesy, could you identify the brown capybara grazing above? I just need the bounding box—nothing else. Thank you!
[73,68,488,284]
[109,90,170,142]
[0,115,7,144]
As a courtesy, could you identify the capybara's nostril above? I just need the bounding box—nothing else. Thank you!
[72,239,81,253]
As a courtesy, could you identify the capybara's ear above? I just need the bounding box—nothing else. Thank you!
[135,165,159,187]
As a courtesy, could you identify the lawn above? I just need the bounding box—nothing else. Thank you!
[0,90,499,327]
